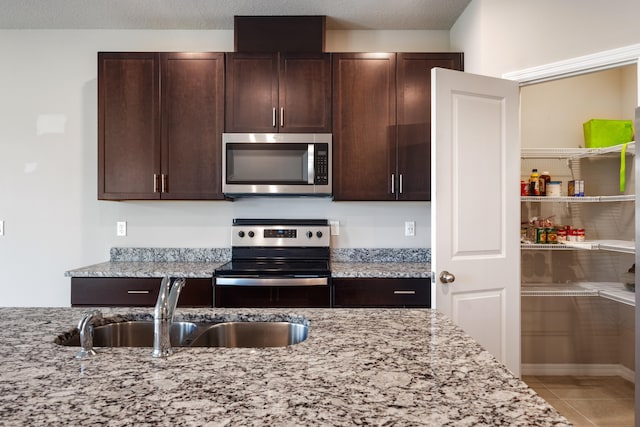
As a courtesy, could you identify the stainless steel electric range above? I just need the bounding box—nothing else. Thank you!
[214,219,331,308]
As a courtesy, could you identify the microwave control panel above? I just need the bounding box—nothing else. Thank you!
[314,143,329,185]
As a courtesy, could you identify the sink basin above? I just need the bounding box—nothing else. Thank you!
[60,321,198,347]
[58,320,308,348]
[185,322,309,348]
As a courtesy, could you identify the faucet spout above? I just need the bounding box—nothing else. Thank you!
[152,277,186,358]
[76,309,102,359]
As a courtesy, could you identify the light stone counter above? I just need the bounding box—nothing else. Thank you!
[65,261,225,278]
[0,307,569,426]
[331,262,431,279]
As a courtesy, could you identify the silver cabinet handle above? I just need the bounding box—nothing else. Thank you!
[153,174,159,193]
[393,290,416,295]
[439,271,455,284]
[399,174,403,194]
[391,173,395,193]
[127,290,151,294]
[272,107,276,127]
[161,174,167,193]
[280,107,284,127]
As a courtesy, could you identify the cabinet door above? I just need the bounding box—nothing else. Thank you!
[397,53,463,201]
[161,53,225,200]
[71,277,213,307]
[225,53,278,132]
[332,53,397,201]
[279,53,332,132]
[333,278,431,308]
[98,52,160,200]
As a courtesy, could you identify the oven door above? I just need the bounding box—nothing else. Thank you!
[214,276,331,308]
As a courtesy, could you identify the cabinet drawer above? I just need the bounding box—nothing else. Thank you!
[71,277,213,307]
[333,278,431,308]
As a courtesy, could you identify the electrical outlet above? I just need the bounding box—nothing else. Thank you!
[405,221,415,237]
[0,220,4,236]
[329,220,340,236]
[116,221,127,237]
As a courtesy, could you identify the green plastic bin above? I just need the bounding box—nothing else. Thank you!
[583,119,634,148]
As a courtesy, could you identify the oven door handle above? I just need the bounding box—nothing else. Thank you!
[215,277,328,286]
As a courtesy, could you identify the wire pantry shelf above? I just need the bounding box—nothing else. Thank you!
[521,240,635,253]
[521,142,635,159]
[521,195,635,202]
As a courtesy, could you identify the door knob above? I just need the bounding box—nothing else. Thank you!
[439,271,455,284]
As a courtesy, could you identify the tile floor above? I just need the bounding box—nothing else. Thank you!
[523,375,635,426]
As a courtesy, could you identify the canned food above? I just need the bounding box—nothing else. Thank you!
[536,227,547,244]
[546,227,558,244]
[568,229,578,242]
[577,228,585,242]
[557,229,567,242]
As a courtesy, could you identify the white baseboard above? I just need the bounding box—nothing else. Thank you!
[522,363,635,383]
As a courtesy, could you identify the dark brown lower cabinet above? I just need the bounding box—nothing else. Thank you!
[332,278,431,308]
[71,277,213,307]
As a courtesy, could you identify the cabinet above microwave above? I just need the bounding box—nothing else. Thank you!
[222,133,332,197]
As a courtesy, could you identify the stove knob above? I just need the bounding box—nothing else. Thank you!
[248,231,255,238]
[306,231,313,238]
[238,231,245,238]
[316,231,323,238]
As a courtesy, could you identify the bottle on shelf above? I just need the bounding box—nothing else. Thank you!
[529,169,540,196]
[539,171,551,196]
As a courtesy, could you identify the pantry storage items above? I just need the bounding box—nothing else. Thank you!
[529,169,540,196]
[583,119,634,148]
[539,171,551,196]
[520,142,635,298]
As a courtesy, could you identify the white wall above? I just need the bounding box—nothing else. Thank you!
[0,29,447,307]
[451,0,640,77]
[521,66,637,149]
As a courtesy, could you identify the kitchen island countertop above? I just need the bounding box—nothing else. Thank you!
[0,307,568,426]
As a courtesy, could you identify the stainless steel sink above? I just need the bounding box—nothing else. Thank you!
[184,322,309,348]
[60,321,198,347]
[59,320,308,348]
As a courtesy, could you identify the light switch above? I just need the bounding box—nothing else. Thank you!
[0,220,4,236]
[329,220,340,236]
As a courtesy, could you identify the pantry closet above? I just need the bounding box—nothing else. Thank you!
[516,62,637,380]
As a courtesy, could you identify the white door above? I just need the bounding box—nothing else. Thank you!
[431,67,520,376]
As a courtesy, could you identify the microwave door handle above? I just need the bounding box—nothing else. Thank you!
[307,144,315,184]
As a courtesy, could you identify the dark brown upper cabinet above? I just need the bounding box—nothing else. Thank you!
[332,53,397,201]
[225,52,331,133]
[332,52,463,201]
[396,53,464,200]
[98,52,225,200]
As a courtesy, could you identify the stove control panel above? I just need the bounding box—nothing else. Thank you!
[232,224,330,247]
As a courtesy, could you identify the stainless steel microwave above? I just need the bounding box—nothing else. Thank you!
[222,133,332,196]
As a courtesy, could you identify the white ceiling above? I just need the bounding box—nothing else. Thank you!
[0,0,471,30]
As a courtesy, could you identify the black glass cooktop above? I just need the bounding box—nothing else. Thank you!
[215,260,330,277]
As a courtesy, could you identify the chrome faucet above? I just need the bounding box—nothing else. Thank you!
[76,309,103,359]
[152,277,186,358]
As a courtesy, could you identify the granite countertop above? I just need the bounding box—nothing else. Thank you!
[331,262,431,278]
[65,261,226,278]
[65,247,432,279]
[65,261,431,279]
[0,307,568,426]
